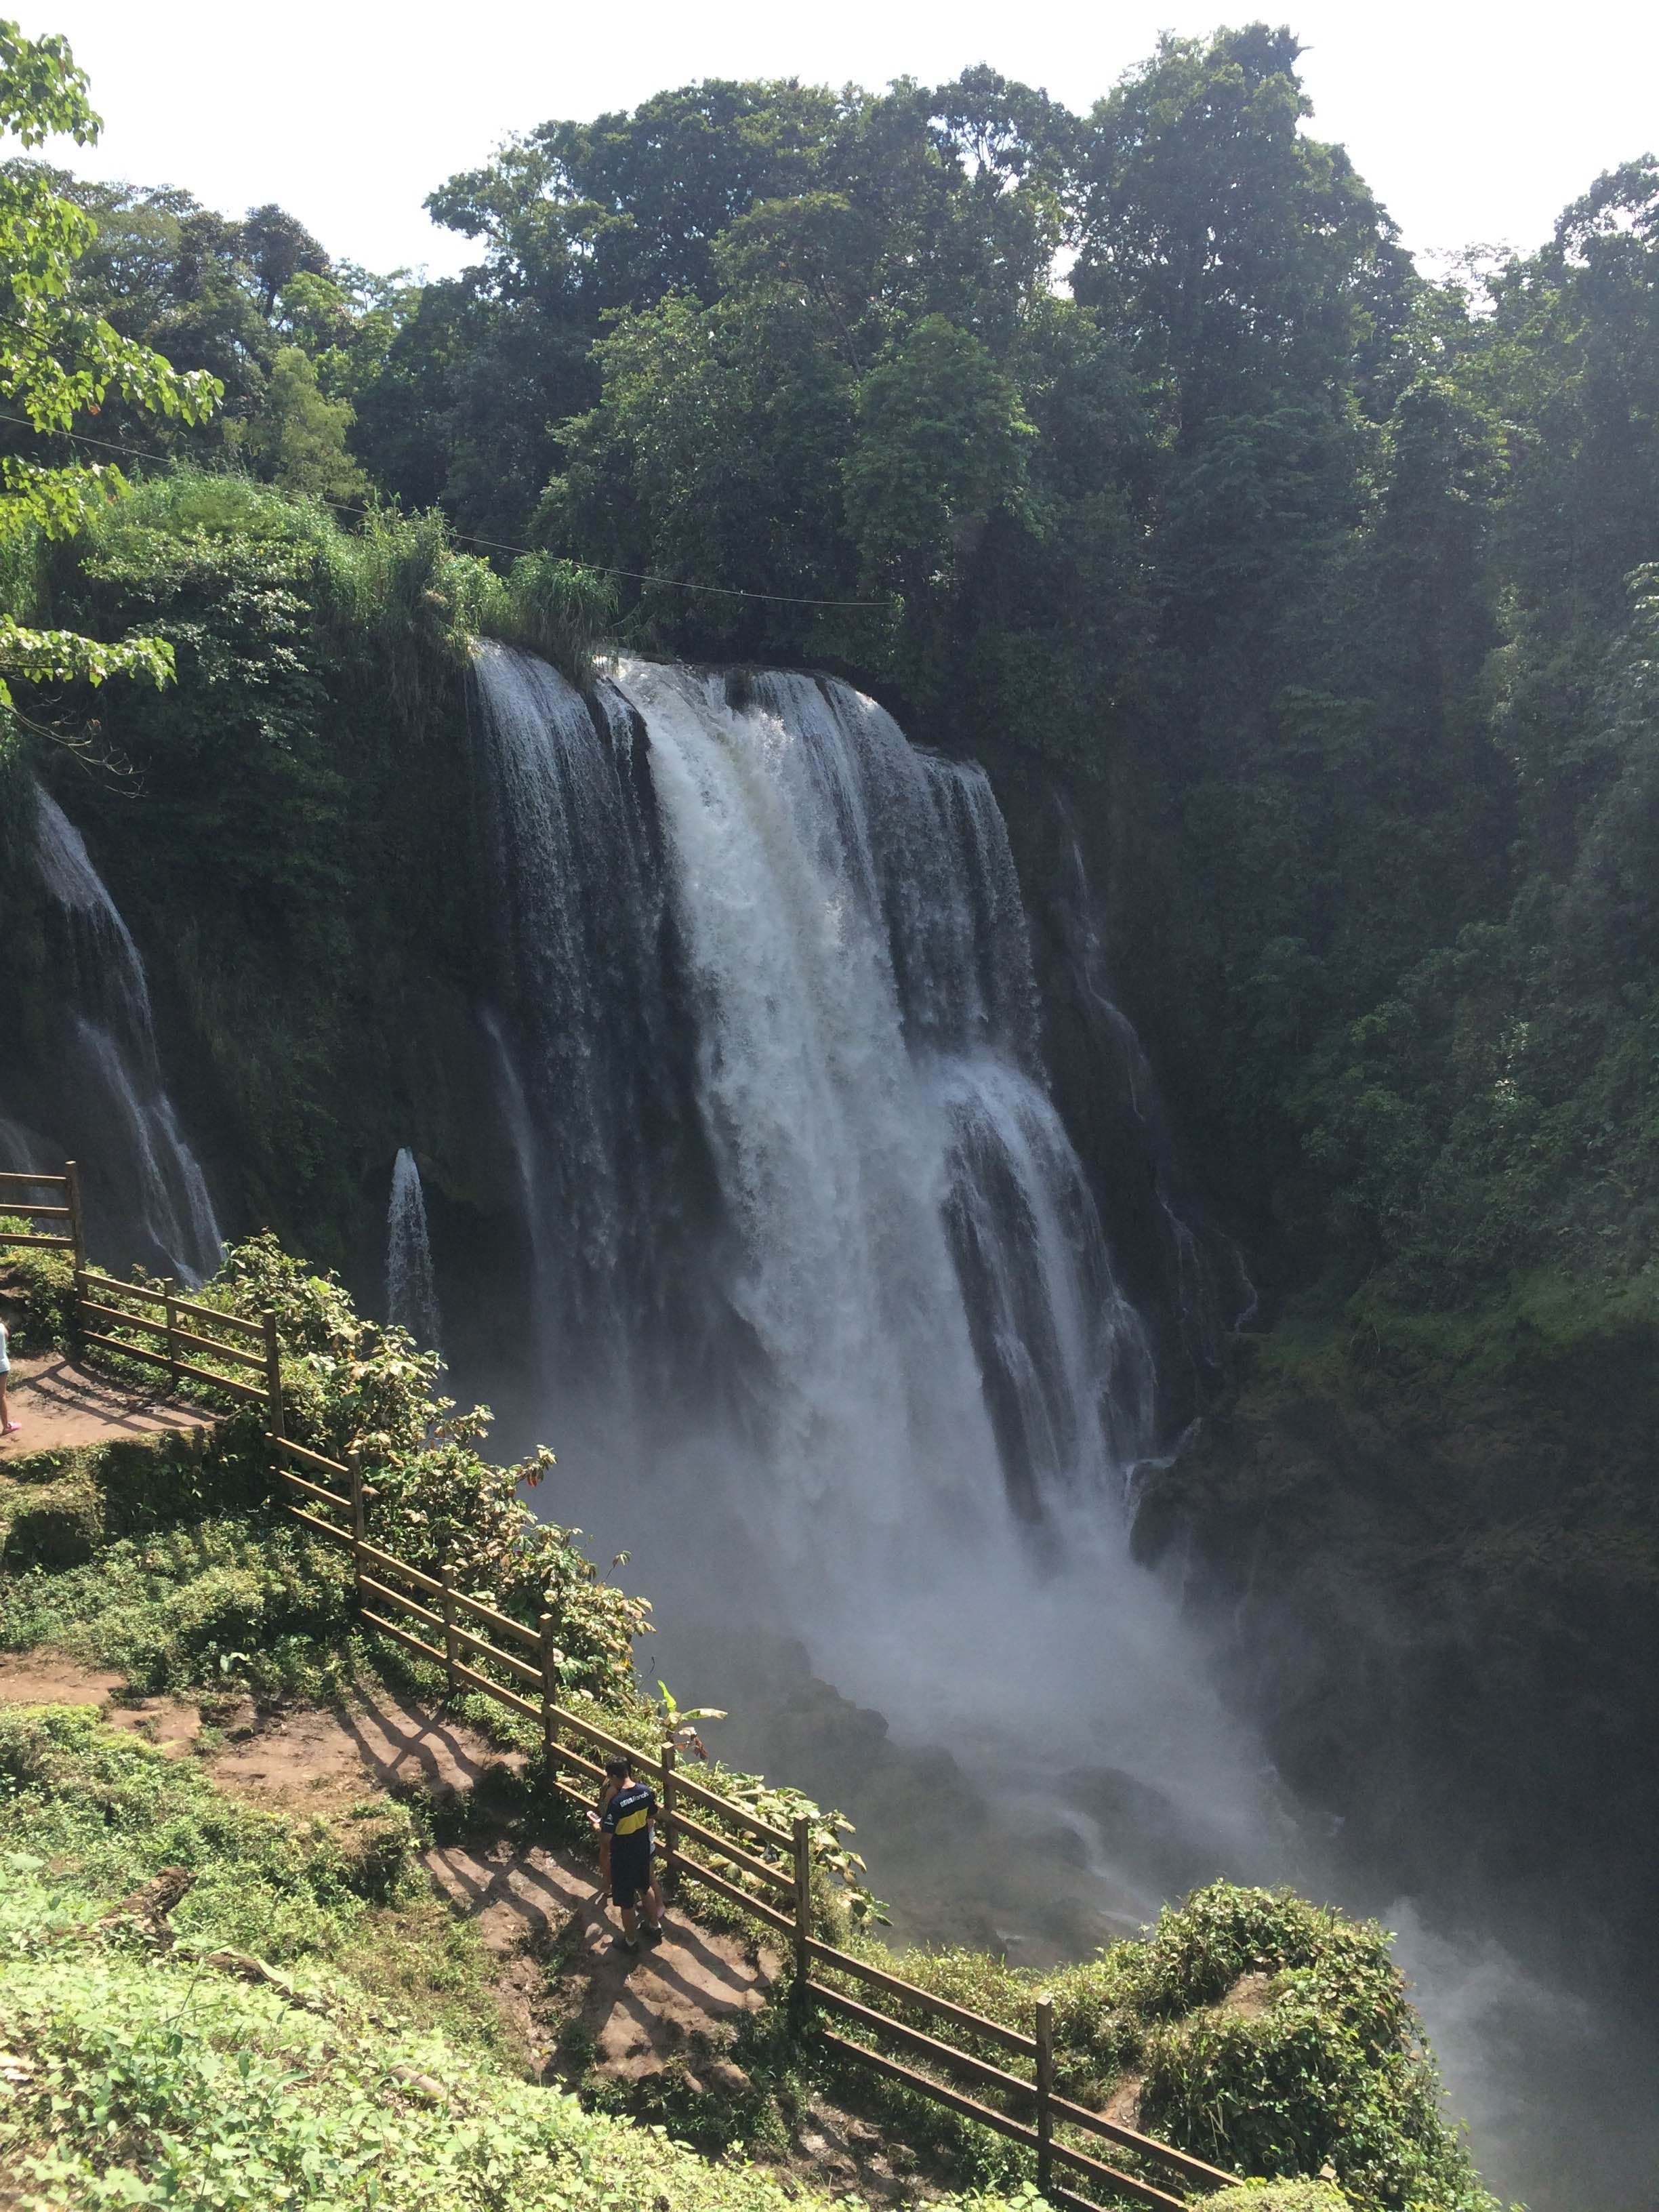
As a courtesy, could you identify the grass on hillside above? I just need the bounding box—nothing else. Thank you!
[0,1524,1500,2212]
[0,1703,1024,2212]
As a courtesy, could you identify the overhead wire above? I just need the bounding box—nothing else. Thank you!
[0,405,890,611]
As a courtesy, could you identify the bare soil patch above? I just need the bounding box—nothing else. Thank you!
[0,1652,201,1750]
[426,1839,777,2081]
[0,1353,211,1460]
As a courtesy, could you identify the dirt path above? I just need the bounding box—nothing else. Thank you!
[0,1352,211,1459]
[0,1654,775,2091]
[426,1838,775,2081]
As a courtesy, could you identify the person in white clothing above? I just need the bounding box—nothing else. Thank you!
[0,1317,16,1434]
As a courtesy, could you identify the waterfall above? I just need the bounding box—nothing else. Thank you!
[472,648,1281,1902]
[615,659,1153,1543]
[470,648,1166,1514]
[33,786,222,1283]
[386,1147,443,1354]
[472,642,696,1389]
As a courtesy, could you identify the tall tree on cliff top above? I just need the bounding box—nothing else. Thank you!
[0,19,218,730]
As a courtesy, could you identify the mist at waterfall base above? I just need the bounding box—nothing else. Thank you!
[457,644,1640,2209]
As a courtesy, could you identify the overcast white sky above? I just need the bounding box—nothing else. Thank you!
[14,0,1659,279]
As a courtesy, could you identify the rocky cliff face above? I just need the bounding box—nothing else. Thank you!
[1135,1335,1659,1989]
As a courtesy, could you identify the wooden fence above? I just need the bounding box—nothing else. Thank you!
[0,1162,85,1271]
[70,1265,280,1419]
[1,1155,1243,2210]
[1,1158,276,1420]
[265,1434,1239,2212]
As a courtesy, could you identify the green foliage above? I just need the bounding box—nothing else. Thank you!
[0,1514,353,1701]
[844,317,1034,598]
[478,550,617,682]
[0,1703,423,1960]
[198,1232,651,1704]
[0,1238,75,1350]
[8,467,507,1259]
[846,1885,1494,2212]
[0,1227,649,1711]
[0,20,218,716]
[0,1711,1010,2212]
[232,344,366,500]
[1073,26,1409,423]
[1208,2190,1352,2212]
[1128,1889,1475,2210]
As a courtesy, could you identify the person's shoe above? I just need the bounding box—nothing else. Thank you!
[617,1936,639,1952]
[642,1921,664,1944]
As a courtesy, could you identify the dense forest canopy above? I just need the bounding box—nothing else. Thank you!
[5,21,1659,1358]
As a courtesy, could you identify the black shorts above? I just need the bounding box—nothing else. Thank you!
[611,1843,652,1910]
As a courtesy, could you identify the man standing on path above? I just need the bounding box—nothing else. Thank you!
[602,1753,665,1952]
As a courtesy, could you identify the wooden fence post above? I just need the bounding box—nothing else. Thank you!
[348,1448,366,1602]
[539,1613,558,1771]
[262,1311,283,1440]
[164,1292,182,1393]
[63,1160,85,1279]
[792,1813,812,2023]
[1036,1993,1054,2196]
[440,1565,459,1697]
[659,1740,678,1894]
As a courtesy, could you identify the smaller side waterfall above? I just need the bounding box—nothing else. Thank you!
[34,785,222,1283]
[386,1149,443,1354]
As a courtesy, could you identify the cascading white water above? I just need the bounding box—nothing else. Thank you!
[471,644,1283,1917]
[602,658,1279,1872]
[33,786,222,1282]
[386,1147,444,1354]
[937,1052,1159,1509]
[623,661,1006,1548]
[472,642,687,1388]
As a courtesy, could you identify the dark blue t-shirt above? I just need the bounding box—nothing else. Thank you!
[602,1779,655,1851]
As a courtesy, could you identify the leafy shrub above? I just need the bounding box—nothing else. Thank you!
[204,1232,651,1704]
[1209,2189,1353,2212]
[0,1515,354,1702]
[857,1885,1496,2212]
[478,550,618,682]
[0,1240,77,1353]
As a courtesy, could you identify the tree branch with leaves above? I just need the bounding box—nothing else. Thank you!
[0,18,219,721]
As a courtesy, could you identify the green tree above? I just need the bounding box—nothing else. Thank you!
[0,20,217,719]
[235,343,365,500]
[1075,24,1410,433]
[843,315,1033,600]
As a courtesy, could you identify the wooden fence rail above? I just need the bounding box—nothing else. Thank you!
[70,1264,275,1411]
[0,1162,83,1271]
[1,1153,1244,2212]
[0,1162,273,1420]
